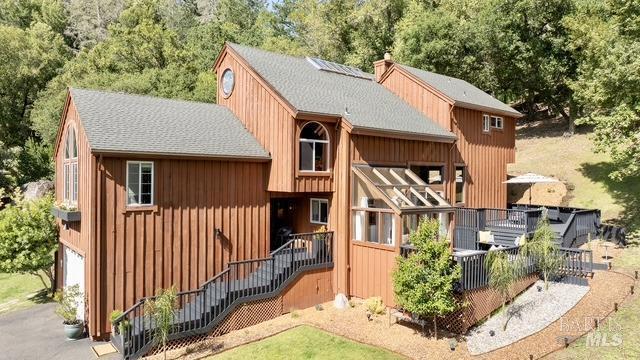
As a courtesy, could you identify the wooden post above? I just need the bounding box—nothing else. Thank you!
[614,303,618,312]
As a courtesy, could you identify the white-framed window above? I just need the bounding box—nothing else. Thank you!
[490,116,504,129]
[63,126,78,205]
[126,161,154,206]
[299,122,330,172]
[310,198,329,225]
[455,165,466,204]
[482,114,491,132]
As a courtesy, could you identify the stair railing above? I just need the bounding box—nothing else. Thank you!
[111,231,333,359]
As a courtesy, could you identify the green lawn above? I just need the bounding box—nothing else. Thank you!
[0,272,50,314]
[208,325,404,360]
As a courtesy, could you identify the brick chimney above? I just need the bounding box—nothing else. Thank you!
[373,52,393,82]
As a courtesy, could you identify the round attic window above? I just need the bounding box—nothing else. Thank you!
[221,68,235,97]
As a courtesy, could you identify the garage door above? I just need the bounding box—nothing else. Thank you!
[63,247,85,321]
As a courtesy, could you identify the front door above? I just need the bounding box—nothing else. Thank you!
[270,198,297,250]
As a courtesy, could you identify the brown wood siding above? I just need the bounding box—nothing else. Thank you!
[349,242,397,307]
[452,107,516,208]
[281,269,333,311]
[96,158,269,337]
[328,125,351,295]
[381,69,452,130]
[54,100,93,255]
[217,52,296,192]
[379,68,517,208]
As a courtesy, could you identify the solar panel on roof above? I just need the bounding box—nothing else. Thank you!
[306,57,373,80]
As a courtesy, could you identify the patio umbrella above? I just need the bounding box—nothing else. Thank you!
[503,173,559,205]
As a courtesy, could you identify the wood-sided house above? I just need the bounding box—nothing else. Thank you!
[53,42,522,350]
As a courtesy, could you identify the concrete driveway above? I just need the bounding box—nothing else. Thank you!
[0,302,121,360]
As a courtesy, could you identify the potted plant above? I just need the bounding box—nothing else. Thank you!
[54,284,84,339]
[110,310,131,335]
[51,202,81,222]
[312,225,328,258]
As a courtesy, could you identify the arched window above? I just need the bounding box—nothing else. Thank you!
[299,122,329,172]
[63,126,78,205]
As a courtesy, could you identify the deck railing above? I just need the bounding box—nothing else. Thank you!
[479,208,543,233]
[399,244,593,292]
[111,232,333,359]
[454,246,537,291]
[559,247,593,275]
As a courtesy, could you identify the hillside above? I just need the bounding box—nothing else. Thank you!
[508,119,639,235]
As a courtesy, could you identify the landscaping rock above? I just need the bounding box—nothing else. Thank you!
[21,180,54,200]
[466,279,590,355]
[333,293,349,310]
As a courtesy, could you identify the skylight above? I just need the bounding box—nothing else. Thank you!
[306,57,373,80]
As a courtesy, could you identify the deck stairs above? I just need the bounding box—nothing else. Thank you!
[111,232,333,359]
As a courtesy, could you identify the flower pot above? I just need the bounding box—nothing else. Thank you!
[64,322,84,340]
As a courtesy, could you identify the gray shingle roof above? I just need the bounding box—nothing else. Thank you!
[227,43,456,141]
[397,64,522,117]
[70,88,270,159]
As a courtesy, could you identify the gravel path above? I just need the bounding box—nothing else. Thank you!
[466,279,589,355]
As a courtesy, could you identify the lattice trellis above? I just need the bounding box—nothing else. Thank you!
[437,274,538,334]
[144,296,284,358]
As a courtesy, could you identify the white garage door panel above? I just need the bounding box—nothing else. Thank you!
[63,247,85,321]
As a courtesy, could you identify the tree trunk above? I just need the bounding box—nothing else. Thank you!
[544,272,549,290]
[568,99,578,135]
[163,340,167,360]
[433,316,438,339]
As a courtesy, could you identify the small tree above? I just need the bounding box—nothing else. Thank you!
[392,218,461,338]
[485,250,520,331]
[144,286,178,360]
[521,214,564,290]
[0,191,58,294]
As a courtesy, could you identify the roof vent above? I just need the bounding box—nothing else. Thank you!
[306,57,373,80]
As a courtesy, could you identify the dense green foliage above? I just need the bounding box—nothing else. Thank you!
[0,192,58,294]
[392,218,461,336]
[521,212,563,289]
[0,0,637,192]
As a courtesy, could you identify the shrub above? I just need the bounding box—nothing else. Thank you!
[0,190,58,294]
[393,218,461,337]
[365,297,385,315]
[54,284,82,325]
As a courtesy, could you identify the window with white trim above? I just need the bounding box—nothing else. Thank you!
[482,115,490,132]
[63,126,78,205]
[127,161,154,206]
[310,198,329,224]
[455,166,466,204]
[490,116,503,129]
[299,122,329,172]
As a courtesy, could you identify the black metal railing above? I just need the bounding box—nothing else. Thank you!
[111,232,333,359]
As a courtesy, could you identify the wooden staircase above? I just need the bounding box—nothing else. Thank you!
[111,232,333,359]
